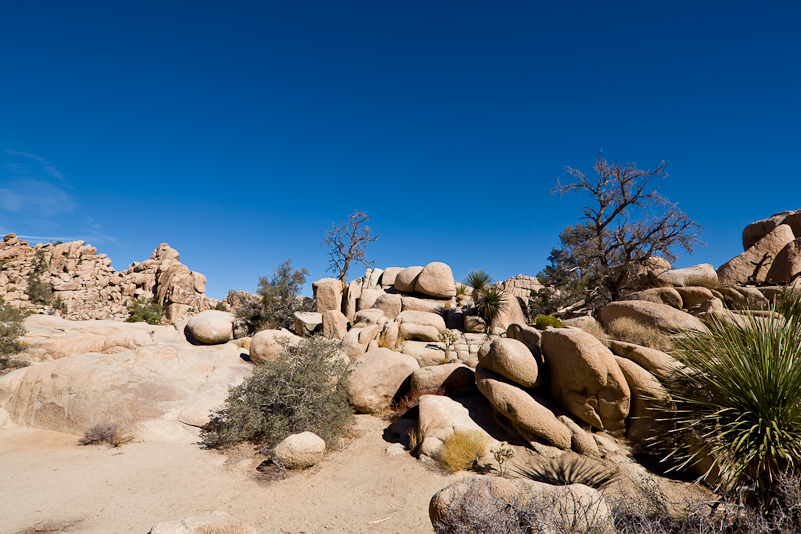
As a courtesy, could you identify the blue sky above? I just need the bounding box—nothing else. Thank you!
[1,1,799,299]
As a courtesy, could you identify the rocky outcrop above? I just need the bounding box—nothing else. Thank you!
[718,225,796,285]
[598,300,706,334]
[345,348,418,413]
[0,315,251,442]
[0,234,213,322]
[742,209,801,250]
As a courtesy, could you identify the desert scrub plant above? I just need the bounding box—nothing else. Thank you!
[200,335,353,451]
[126,297,164,325]
[79,422,133,447]
[534,314,562,329]
[606,316,671,351]
[491,441,514,477]
[664,294,801,499]
[0,296,26,362]
[476,286,507,323]
[439,430,491,472]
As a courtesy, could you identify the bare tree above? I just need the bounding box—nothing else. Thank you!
[323,210,378,285]
[541,154,703,308]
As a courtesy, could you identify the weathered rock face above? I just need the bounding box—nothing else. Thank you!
[598,300,706,334]
[654,264,718,289]
[474,366,572,449]
[345,348,419,413]
[0,234,213,322]
[540,328,630,433]
[717,224,796,286]
[766,238,801,284]
[0,315,251,442]
[417,394,496,461]
[312,278,342,314]
[742,209,801,250]
[499,274,544,300]
[615,357,673,446]
[249,329,300,364]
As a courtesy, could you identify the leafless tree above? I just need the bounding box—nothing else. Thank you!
[323,210,378,285]
[549,153,703,305]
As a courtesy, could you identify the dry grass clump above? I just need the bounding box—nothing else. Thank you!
[439,430,491,472]
[606,317,671,351]
[78,422,133,447]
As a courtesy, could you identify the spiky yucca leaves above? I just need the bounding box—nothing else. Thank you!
[666,296,801,494]
[476,286,507,323]
[463,270,493,294]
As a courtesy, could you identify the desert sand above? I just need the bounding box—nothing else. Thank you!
[1,415,461,534]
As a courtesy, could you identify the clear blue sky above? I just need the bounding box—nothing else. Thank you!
[1,1,799,299]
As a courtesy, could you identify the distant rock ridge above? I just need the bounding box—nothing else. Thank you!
[0,233,213,322]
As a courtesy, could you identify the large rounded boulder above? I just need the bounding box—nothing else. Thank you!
[273,431,326,469]
[598,300,705,334]
[249,329,301,364]
[345,348,419,413]
[540,328,630,433]
[477,337,542,388]
[186,310,235,344]
[414,262,456,298]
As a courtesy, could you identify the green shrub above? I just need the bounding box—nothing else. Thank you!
[126,297,164,325]
[0,296,26,365]
[534,314,562,329]
[237,259,313,334]
[665,293,801,497]
[439,430,491,472]
[200,335,353,451]
[26,272,54,305]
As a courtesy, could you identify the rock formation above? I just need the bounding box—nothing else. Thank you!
[0,234,213,322]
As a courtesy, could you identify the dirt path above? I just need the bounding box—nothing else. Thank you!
[0,415,462,534]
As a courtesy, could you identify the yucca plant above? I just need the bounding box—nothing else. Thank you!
[665,292,801,496]
[476,286,507,324]
[463,270,494,296]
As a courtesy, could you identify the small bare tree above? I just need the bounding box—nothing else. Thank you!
[539,154,703,308]
[323,210,378,285]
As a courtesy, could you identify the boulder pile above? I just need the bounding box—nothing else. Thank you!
[0,234,214,322]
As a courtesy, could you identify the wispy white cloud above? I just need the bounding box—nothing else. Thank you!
[3,149,66,181]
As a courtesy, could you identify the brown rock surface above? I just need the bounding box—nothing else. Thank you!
[598,300,705,334]
[345,348,418,413]
[718,224,796,285]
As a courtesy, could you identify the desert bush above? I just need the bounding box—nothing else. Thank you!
[126,297,164,325]
[79,422,132,447]
[439,430,491,472]
[456,284,468,297]
[200,335,353,451]
[534,314,562,329]
[476,286,507,323]
[0,296,26,361]
[26,272,54,305]
[664,292,801,500]
[237,259,314,334]
[432,476,612,534]
[606,317,671,351]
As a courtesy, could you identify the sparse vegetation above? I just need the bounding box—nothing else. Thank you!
[237,259,313,334]
[322,210,378,285]
[606,317,671,351]
[26,250,55,306]
[534,314,562,329]
[491,441,514,477]
[439,329,458,360]
[0,296,26,361]
[79,422,133,447]
[201,336,353,451]
[439,430,491,472]
[125,297,164,325]
[539,154,703,310]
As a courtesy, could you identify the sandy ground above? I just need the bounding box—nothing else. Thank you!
[0,415,463,534]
